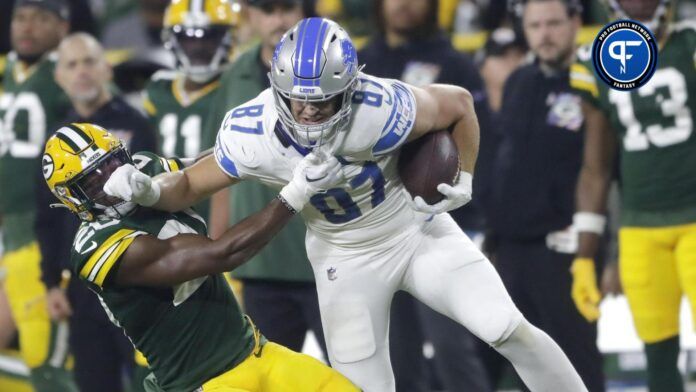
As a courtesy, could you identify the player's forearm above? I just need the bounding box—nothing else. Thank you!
[575,166,611,259]
[152,171,206,212]
[211,198,294,270]
[152,154,236,213]
[450,90,480,174]
[122,200,295,286]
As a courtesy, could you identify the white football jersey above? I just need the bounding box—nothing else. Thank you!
[214,73,419,247]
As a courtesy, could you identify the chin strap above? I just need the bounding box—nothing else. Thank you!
[49,203,71,210]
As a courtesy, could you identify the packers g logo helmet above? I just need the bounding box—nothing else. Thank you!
[163,0,240,83]
[43,123,133,221]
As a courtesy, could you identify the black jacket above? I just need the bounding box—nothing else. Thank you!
[487,63,584,240]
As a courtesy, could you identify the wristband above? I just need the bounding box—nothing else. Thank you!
[573,212,606,235]
[276,194,298,214]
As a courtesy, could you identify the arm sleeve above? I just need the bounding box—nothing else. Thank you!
[74,229,146,289]
[214,129,243,179]
[371,79,417,156]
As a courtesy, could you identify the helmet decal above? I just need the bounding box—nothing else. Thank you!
[340,39,357,74]
[42,154,54,180]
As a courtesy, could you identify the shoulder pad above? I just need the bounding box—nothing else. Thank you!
[132,152,184,176]
[576,44,593,63]
[671,20,696,34]
[347,74,416,157]
[72,220,146,288]
[214,91,275,178]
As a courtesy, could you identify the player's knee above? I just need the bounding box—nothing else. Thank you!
[490,318,535,348]
[324,301,376,364]
[474,308,523,345]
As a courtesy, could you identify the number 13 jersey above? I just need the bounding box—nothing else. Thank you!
[214,73,419,247]
[571,22,696,226]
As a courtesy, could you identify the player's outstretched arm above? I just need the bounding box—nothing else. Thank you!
[571,101,616,322]
[115,198,294,286]
[151,154,235,212]
[104,154,237,213]
[112,154,344,287]
[408,84,479,174]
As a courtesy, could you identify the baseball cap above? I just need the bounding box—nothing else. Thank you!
[15,0,70,20]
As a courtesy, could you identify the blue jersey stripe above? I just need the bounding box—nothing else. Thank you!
[214,134,240,178]
[373,82,417,155]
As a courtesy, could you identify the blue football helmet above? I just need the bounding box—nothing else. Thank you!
[269,17,362,148]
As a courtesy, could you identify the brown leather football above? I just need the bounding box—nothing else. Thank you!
[398,130,460,205]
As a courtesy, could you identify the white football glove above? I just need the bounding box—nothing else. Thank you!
[404,171,473,215]
[103,164,161,207]
[279,153,344,212]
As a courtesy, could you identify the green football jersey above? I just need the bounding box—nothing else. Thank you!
[70,152,256,392]
[0,52,71,251]
[143,71,220,158]
[143,71,221,218]
[571,22,696,226]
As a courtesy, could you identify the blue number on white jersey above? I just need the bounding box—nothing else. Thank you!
[310,161,386,223]
[213,74,417,226]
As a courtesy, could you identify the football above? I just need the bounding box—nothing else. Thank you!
[398,130,460,205]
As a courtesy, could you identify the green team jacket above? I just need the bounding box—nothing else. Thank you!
[205,44,315,282]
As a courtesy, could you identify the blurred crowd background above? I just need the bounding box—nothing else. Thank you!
[1,0,694,98]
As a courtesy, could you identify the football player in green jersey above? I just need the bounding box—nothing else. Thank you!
[570,0,696,390]
[143,0,238,159]
[0,1,75,391]
[142,0,240,219]
[42,123,357,392]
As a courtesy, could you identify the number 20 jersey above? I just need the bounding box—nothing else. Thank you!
[214,73,418,248]
[570,22,696,226]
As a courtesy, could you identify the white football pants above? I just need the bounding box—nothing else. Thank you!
[305,213,524,391]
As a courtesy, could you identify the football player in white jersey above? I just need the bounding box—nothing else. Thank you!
[104,17,586,392]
